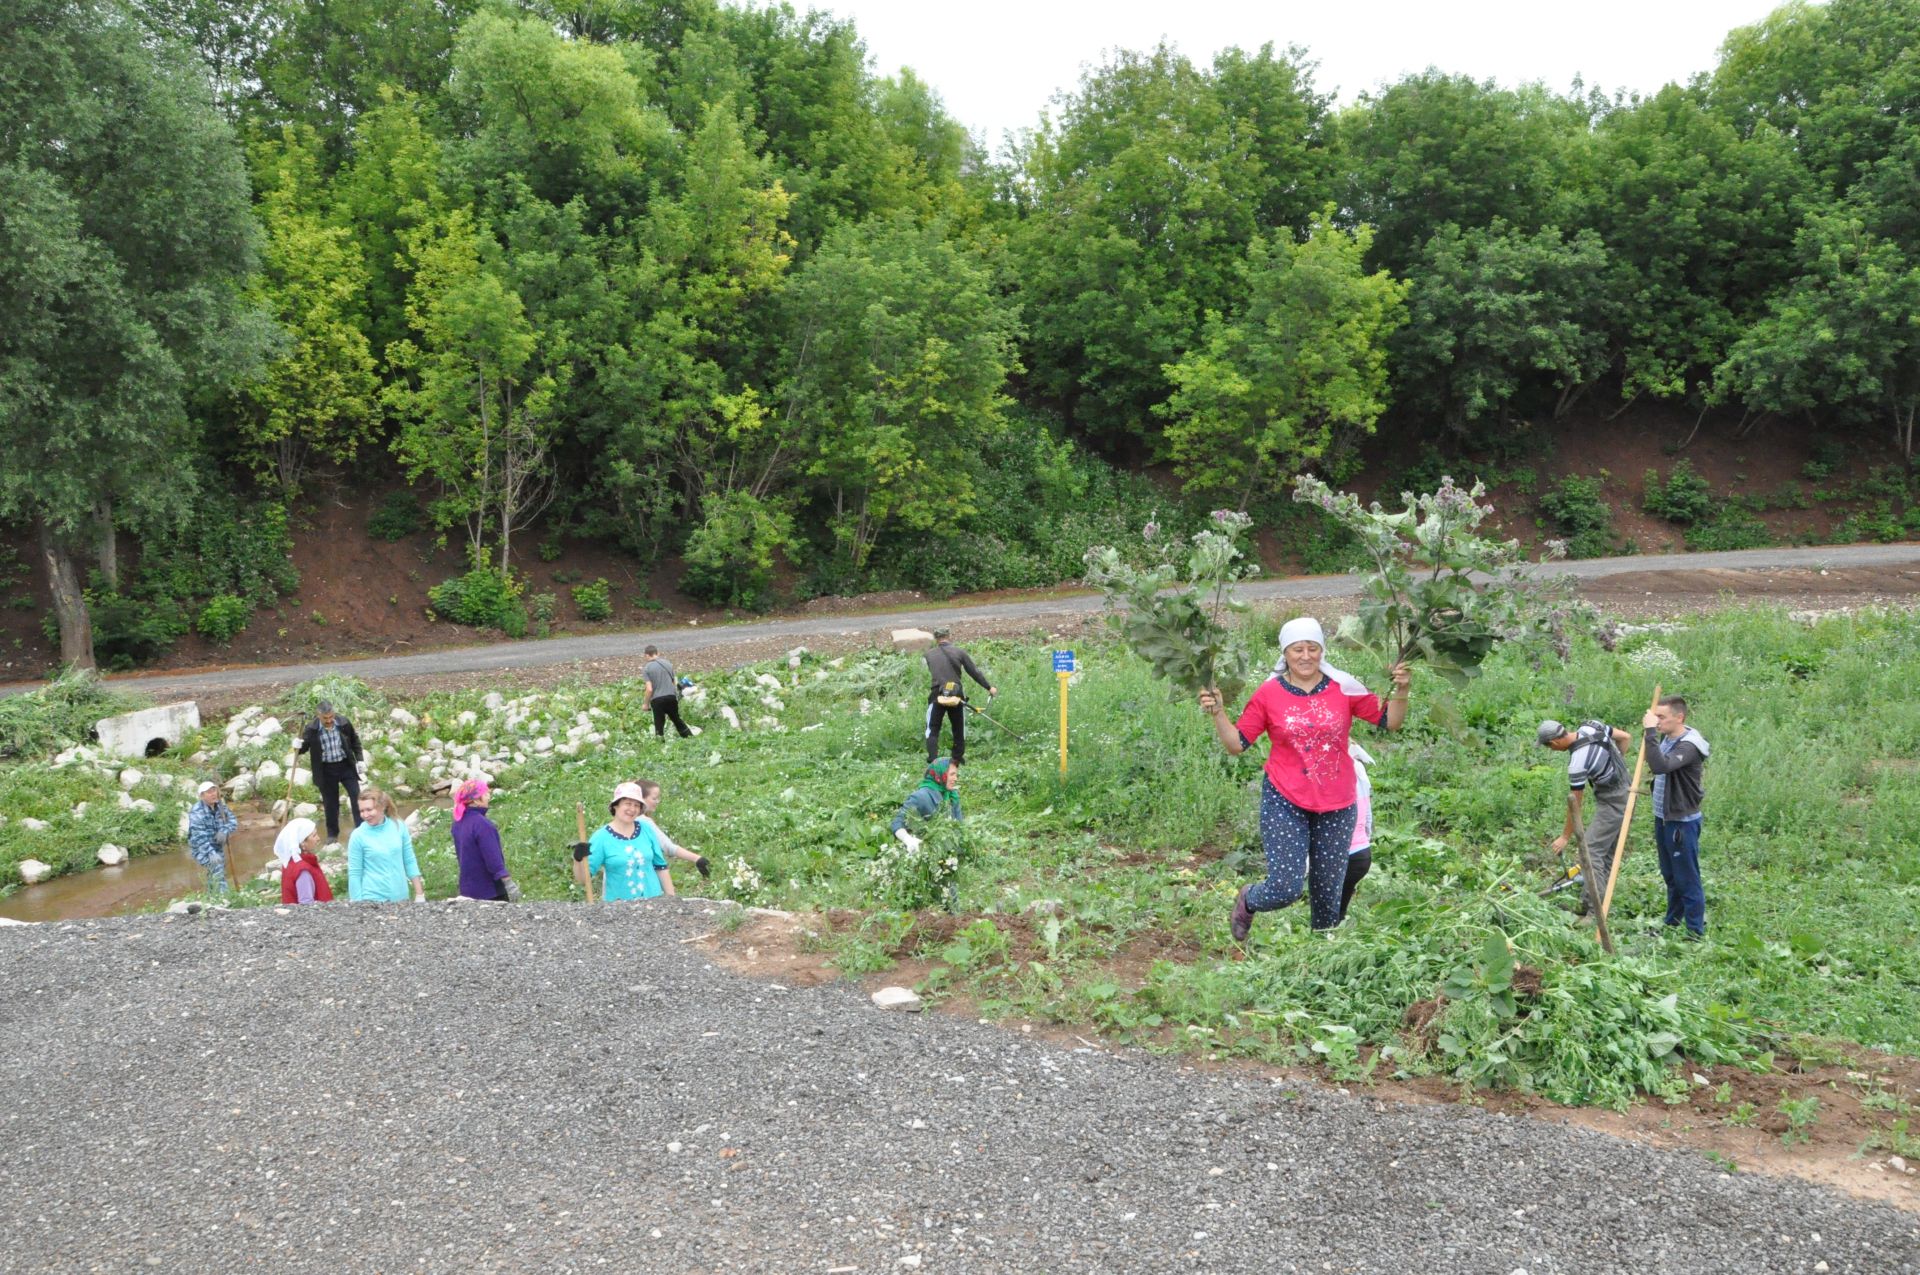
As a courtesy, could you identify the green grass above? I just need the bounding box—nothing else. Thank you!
[5,606,1919,1109]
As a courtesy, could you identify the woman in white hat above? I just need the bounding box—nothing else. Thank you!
[1198,617,1410,940]
[572,782,674,901]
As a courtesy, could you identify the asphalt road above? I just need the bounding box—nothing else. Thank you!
[2,901,1915,1273]
[7,542,1919,703]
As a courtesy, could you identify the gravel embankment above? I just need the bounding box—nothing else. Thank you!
[2,902,1916,1274]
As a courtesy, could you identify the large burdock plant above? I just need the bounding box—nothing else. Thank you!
[1292,474,1598,684]
[1083,510,1259,702]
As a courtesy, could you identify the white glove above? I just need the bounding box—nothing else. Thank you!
[894,828,922,852]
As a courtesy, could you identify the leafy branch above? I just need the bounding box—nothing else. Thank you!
[1083,510,1259,701]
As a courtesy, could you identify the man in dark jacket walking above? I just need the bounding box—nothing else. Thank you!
[295,700,364,843]
[1643,694,1711,937]
[923,627,994,765]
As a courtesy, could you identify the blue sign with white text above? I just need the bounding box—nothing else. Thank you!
[1052,650,1076,673]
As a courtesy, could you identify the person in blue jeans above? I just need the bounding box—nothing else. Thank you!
[1642,694,1710,937]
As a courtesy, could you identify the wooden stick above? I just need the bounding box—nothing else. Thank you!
[1569,794,1614,955]
[1600,683,1662,924]
[575,802,592,904]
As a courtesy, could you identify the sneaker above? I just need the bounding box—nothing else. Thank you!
[1230,885,1253,943]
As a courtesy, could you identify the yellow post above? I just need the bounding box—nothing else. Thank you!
[1058,671,1070,782]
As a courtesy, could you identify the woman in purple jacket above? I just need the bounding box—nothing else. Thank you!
[452,780,521,902]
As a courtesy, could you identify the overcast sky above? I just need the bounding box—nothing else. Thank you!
[808,0,1785,154]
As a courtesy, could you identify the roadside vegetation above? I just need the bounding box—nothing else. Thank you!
[7,604,1916,1114]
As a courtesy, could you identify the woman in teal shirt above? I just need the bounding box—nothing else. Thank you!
[573,782,674,901]
[347,787,424,902]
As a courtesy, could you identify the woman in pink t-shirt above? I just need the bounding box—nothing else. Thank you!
[1198,617,1409,938]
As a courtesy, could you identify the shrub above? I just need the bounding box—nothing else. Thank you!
[196,594,250,644]
[1803,437,1847,481]
[571,578,613,622]
[429,567,527,637]
[1642,461,1714,525]
[136,491,297,608]
[77,590,189,670]
[537,540,564,562]
[367,490,425,541]
[1686,510,1773,551]
[681,490,797,611]
[1537,475,1613,559]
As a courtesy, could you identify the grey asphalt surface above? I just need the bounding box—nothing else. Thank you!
[3,901,1916,1274]
[9,542,1917,704]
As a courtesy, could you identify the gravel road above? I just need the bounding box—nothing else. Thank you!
[3,902,1915,1274]
[10,542,1918,706]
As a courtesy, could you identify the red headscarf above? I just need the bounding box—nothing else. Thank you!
[453,779,490,822]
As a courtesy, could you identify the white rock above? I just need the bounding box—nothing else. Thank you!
[720,706,741,730]
[483,693,505,712]
[255,759,282,782]
[456,710,478,727]
[252,717,282,739]
[533,736,554,753]
[294,802,319,819]
[891,628,934,652]
[0,917,32,927]
[404,810,422,835]
[754,673,781,690]
[871,986,922,1012]
[118,767,144,789]
[96,844,128,866]
[224,773,255,801]
[17,859,53,885]
[271,799,291,821]
[70,802,89,820]
[1893,1154,1910,1172]
[176,813,190,838]
[165,899,204,915]
[898,1255,922,1268]
[117,790,136,810]
[390,708,419,728]
[557,742,579,757]
[131,799,155,814]
[760,695,785,711]
[291,768,310,788]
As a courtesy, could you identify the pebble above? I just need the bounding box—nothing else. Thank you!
[871,987,923,1012]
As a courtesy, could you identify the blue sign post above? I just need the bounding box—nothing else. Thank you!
[1052,650,1075,780]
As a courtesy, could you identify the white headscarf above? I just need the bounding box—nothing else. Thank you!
[1273,617,1369,695]
[273,818,317,869]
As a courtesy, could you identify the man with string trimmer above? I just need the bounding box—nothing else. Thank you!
[1537,717,1634,918]
[923,627,995,765]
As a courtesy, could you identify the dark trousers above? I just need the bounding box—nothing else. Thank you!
[925,692,965,763]
[1654,816,1706,935]
[1339,849,1372,922]
[1250,778,1357,930]
[317,758,362,841]
[652,695,691,738]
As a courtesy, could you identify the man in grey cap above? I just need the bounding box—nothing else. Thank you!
[923,626,994,764]
[1538,717,1634,917]
[295,699,365,843]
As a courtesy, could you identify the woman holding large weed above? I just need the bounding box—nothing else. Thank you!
[1198,617,1408,939]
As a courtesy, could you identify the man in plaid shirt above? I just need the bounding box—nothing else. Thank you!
[294,699,365,843]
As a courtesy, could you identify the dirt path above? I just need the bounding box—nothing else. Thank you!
[6,543,1919,712]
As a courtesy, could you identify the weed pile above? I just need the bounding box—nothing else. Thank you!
[0,673,143,759]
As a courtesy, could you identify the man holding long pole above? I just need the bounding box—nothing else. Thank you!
[1536,717,1633,919]
[1642,694,1711,939]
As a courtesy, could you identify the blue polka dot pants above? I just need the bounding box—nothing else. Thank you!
[1248,777,1357,931]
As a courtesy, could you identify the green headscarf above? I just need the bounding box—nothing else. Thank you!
[916,757,960,812]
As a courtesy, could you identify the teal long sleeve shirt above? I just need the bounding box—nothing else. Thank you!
[347,816,420,902]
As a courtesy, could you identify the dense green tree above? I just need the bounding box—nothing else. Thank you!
[386,208,564,570]
[1588,85,1809,406]
[1337,73,1595,278]
[1714,206,1920,458]
[778,216,1021,568]
[1160,216,1407,506]
[1013,43,1332,446]
[236,126,381,492]
[251,0,480,144]
[0,0,268,669]
[1395,222,1614,434]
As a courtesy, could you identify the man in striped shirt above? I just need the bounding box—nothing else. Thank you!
[1538,717,1633,917]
